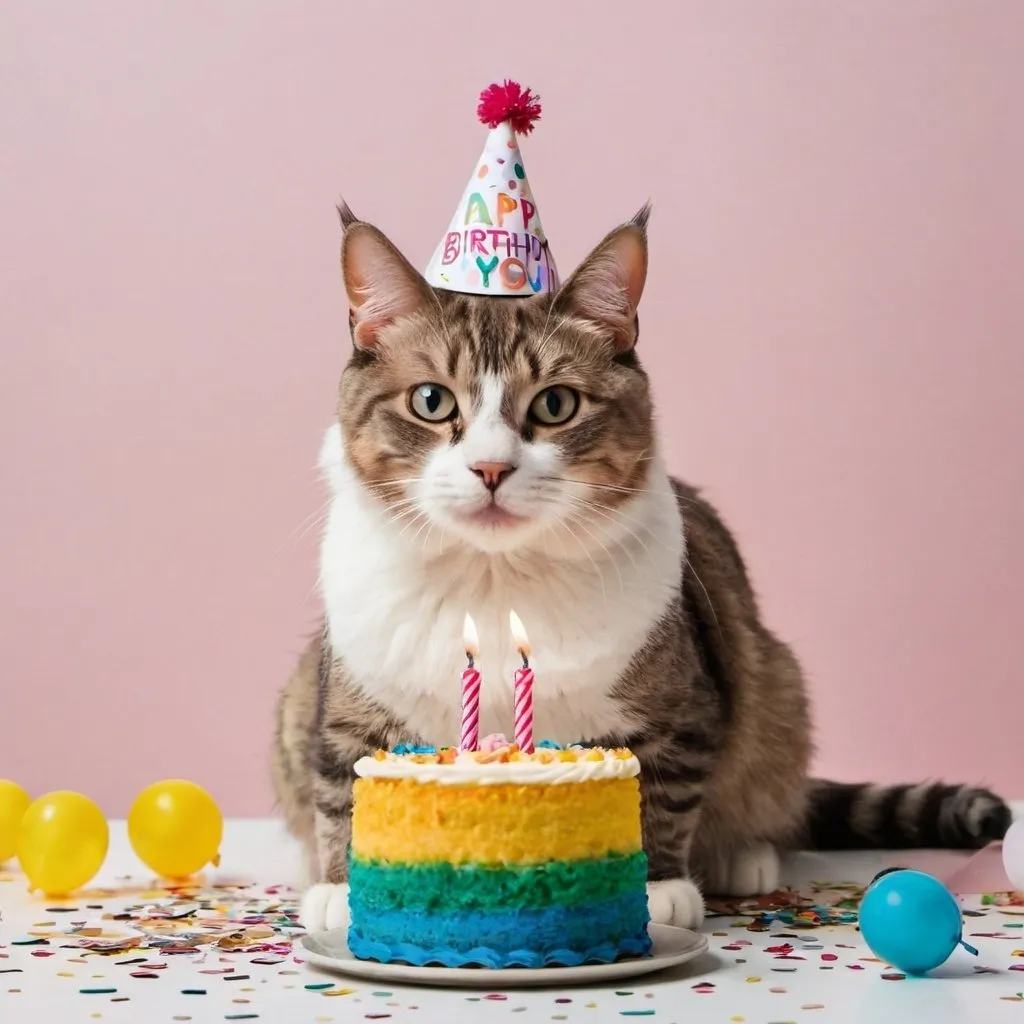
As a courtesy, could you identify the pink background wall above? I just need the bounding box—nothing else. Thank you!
[2,2,1021,815]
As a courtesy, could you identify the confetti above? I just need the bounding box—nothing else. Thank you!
[4,876,1019,1019]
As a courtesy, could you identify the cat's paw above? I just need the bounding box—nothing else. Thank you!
[716,842,781,896]
[646,878,705,930]
[300,883,351,933]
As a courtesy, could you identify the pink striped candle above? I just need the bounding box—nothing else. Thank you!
[509,610,534,754]
[461,613,481,752]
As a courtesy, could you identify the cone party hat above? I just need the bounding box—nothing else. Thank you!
[424,81,559,297]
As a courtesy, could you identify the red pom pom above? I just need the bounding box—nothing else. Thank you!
[477,80,542,135]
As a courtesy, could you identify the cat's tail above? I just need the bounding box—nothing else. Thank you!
[805,779,1012,850]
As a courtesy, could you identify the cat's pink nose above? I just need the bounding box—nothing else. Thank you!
[471,461,517,492]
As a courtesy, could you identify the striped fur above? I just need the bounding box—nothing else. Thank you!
[806,780,1010,850]
[272,208,1011,927]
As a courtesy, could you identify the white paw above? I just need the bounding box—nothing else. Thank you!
[646,878,705,930]
[300,882,350,933]
[717,842,781,896]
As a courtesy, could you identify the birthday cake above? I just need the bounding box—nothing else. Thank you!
[346,741,652,969]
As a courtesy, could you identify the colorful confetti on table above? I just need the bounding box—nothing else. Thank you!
[2,866,1024,1022]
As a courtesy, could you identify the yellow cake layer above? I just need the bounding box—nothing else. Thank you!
[351,776,643,864]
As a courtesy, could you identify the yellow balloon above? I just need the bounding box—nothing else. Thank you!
[0,780,32,863]
[128,780,222,879]
[17,791,109,895]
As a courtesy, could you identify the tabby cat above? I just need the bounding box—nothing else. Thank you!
[273,204,1010,932]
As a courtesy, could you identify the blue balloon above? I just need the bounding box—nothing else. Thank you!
[858,869,967,975]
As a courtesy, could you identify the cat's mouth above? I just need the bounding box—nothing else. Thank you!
[459,503,527,528]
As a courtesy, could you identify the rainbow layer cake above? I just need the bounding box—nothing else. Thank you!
[347,742,652,969]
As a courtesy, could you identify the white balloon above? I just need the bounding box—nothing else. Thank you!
[1004,819,1024,892]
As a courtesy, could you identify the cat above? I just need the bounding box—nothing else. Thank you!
[273,203,1011,934]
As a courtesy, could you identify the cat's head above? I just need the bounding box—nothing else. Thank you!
[334,203,655,554]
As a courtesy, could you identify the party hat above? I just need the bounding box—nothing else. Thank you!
[424,81,559,297]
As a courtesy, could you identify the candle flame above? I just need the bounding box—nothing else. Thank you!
[508,609,531,658]
[463,613,480,658]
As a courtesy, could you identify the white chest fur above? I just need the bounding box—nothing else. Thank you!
[317,427,684,746]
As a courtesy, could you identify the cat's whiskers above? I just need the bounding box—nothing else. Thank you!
[551,476,707,514]
[552,478,658,498]
[378,497,424,531]
[417,515,440,554]
[571,494,677,558]
[564,509,626,595]
[392,507,430,542]
[564,496,646,577]
[383,505,422,531]
[537,311,573,351]
[534,295,560,352]
[289,511,329,549]
[406,507,443,551]
[550,516,608,607]
[285,497,333,549]
[378,494,421,513]
[365,477,425,499]
[685,558,720,630]
[568,493,719,628]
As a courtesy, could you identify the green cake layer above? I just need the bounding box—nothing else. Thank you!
[348,851,648,913]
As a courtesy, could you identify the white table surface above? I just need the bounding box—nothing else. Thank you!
[2,815,1023,1024]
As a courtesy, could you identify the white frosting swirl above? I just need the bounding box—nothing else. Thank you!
[353,750,640,786]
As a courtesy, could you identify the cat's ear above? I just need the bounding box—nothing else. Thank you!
[554,205,650,352]
[340,209,432,351]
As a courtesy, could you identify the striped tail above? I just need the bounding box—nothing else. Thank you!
[806,780,1012,850]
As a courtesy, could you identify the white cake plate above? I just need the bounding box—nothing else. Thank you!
[299,924,709,988]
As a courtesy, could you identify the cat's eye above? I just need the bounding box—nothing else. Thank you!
[528,386,579,426]
[409,383,458,423]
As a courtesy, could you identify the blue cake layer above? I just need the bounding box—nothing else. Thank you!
[348,891,650,966]
[348,926,653,969]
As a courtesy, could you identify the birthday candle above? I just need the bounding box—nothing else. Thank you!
[509,610,534,754]
[460,613,481,752]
